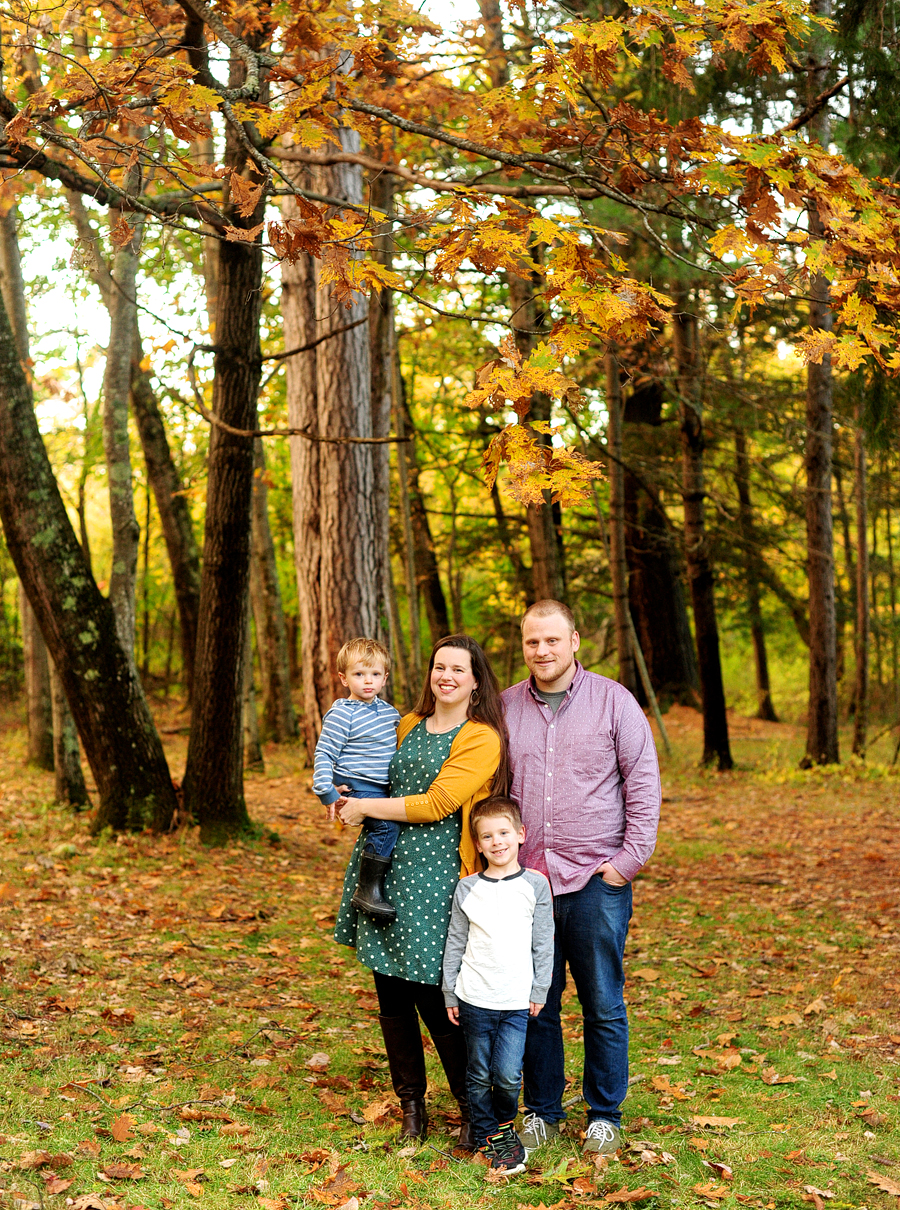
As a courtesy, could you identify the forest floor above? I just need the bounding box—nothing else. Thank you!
[0,700,898,1210]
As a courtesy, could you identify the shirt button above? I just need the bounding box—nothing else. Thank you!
[546,797,551,802]
[545,821,550,827]
[548,771,552,777]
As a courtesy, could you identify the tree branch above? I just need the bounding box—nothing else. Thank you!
[778,75,850,134]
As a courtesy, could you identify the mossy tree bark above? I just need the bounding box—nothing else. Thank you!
[0,294,176,831]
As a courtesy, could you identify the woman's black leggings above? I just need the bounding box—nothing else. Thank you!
[372,970,449,1035]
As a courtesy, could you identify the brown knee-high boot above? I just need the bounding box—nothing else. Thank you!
[379,1015,428,1140]
[431,1027,476,1151]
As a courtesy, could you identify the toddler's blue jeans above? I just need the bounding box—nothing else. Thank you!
[339,777,399,859]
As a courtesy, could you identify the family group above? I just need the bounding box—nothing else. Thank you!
[312,600,661,1176]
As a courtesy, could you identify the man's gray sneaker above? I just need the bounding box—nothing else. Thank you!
[581,1119,622,1156]
[519,1112,561,1155]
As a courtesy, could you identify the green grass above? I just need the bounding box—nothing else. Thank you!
[0,706,898,1210]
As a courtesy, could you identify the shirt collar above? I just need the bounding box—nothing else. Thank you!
[527,660,584,703]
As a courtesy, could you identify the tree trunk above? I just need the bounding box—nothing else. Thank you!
[67,192,202,697]
[20,586,54,770]
[243,615,264,771]
[852,421,869,755]
[394,375,422,684]
[282,186,328,758]
[674,304,733,770]
[802,0,840,766]
[400,380,451,643]
[282,132,384,746]
[130,336,202,700]
[250,441,298,742]
[368,163,394,660]
[50,658,88,807]
[181,61,264,839]
[0,292,176,831]
[734,432,778,722]
[508,264,566,603]
[1,210,53,771]
[623,474,699,705]
[102,212,144,658]
[605,347,638,694]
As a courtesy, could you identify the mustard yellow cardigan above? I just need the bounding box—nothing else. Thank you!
[397,713,501,877]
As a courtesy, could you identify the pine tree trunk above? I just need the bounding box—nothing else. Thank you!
[281,134,384,745]
[50,658,88,807]
[605,347,638,694]
[282,190,328,758]
[802,0,839,766]
[674,305,733,770]
[852,421,869,755]
[102,214,143,658]
[181,67,264,838]
[0,293,176,831]
[734,432,778,722]
[368,165,394,655]
[250,441,298,742]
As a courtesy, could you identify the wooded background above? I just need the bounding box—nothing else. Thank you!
[0,0,899,841]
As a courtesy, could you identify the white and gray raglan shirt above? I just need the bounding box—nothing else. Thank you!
[442,868,554,1011]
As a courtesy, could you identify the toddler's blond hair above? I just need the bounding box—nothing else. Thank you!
[336,637,391,675]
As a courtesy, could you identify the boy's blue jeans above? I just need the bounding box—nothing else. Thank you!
[457,999,529,1146]
[523,873,632,1127]
[339,777,399,859]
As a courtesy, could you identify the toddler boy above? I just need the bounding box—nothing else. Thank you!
[442,796,553,1175]
[313,638,400,922]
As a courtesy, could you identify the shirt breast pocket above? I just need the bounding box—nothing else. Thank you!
[563,728,617,779]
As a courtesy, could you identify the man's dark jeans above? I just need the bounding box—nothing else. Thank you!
[523,874,632,1126]
[339,777,398,859]
[458,999,529,1146]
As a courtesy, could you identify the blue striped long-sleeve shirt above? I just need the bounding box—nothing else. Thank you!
[312,697,401,806]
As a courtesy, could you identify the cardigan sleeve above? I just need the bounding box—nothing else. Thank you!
[404,722,501,823]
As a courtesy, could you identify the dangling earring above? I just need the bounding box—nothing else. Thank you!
[471,688,480,705]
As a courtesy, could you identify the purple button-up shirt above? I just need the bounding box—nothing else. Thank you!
[503,663,661,894]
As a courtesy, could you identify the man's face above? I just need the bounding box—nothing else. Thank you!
[521,612,580,690]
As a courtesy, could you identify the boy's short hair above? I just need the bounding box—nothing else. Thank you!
[337,637,391,675]
[470,795,523,837]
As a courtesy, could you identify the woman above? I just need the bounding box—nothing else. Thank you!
[334,634,509,1149]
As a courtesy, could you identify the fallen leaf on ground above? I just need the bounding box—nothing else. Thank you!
[761,1067,799,1085]
[867,1171,900,1196]
[110,1114,136,1143]
[19,1151,53,1169]
[305,1053,330,1071]
[100,1163,144,1180]
[804,997,827,1015]
[690,1116,742,1129]
[605,1187,659,1203]
[766,1012,804,1027]
[693,1182,730,1200]
[631,968,660,982]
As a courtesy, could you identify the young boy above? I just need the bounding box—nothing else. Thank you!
[313,638,401,922]
[442,796,554,1175]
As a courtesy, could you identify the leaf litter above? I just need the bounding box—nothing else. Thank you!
[0,704,897,1209]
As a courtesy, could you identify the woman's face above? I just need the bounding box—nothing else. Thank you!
[430,646,477,709]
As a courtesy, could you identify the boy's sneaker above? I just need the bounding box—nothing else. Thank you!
[582,1118,622,1156]
[519,1112,561,1156]
[485,1122,526,1175]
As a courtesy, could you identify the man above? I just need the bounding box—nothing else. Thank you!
[502,600,661,1157]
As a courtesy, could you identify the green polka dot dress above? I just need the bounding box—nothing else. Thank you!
[333,719,464,985]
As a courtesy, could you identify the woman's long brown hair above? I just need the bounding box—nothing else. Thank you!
[413,634,510,796]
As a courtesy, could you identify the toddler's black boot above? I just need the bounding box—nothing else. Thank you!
[351,852,397,923]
